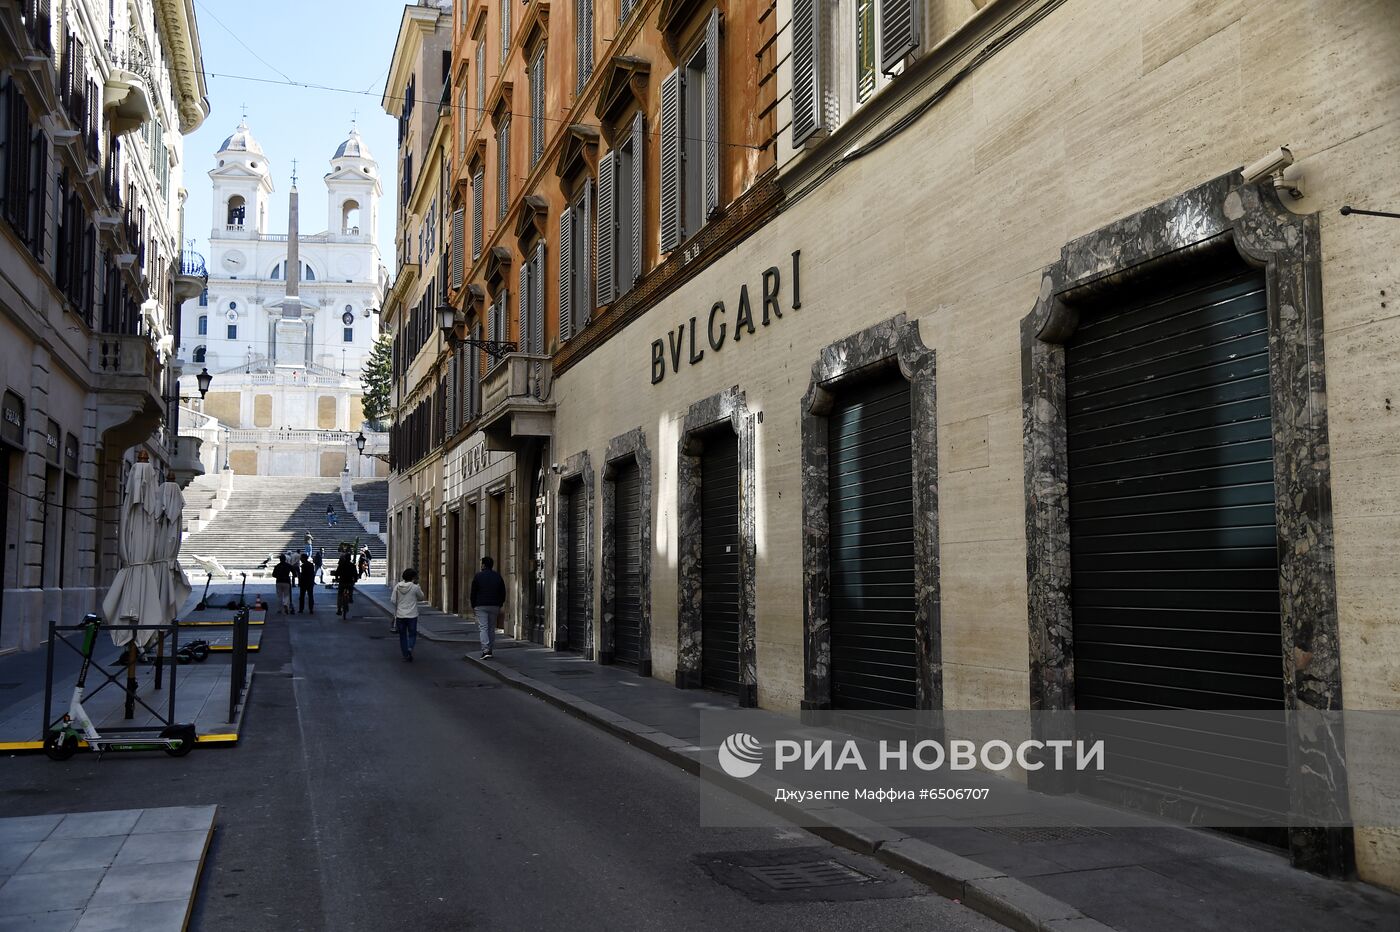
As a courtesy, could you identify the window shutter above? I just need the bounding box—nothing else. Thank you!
[595,150,615,307]
[475,42,486,120]
[531,52,545,166]
[581,177,593,323]
[500,0,511,63]
[630,111,644,286]
[704,8,721,218]
[576,0,594,92]
[559,205,573,341]
[451,207,465,288]
[446,352,457,433]
[472,170,484,260]
[519,260,529,354]
[532,242,545,355]
[659,68,681,253]
[468,324,481,417]
[791,0,823,146]
[497,117,510,220]
[879,0,921,73]
[499,290,510,350]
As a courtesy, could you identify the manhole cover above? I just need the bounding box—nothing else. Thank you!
[743,860,873,890]
[981,825,1107,843]
[695,848,918,904]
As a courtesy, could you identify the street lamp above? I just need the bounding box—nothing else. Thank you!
[355,431,366,454]
[196,367,213,398]
[435,304,515,360]
[437,303,462,347]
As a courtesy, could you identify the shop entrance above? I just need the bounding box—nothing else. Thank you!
[612,460,643,666]
[564,481,590,652]
[827,374,916,710]
[448,509,460,613]
[699,430,740,695]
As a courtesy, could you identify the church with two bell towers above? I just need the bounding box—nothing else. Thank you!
[178,119,388,477]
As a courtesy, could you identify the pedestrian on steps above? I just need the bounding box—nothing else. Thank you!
[296,553,317,613]
[271,554,294,614]
[313,546,325,584]
[469,556,506,660]
[326,504,337,527]
[392,568,426,662]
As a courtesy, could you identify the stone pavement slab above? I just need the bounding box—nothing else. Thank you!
[353,590,1400,932]
[0,806,215,932]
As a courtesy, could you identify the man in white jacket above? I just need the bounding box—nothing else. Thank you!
[391,568,426,662]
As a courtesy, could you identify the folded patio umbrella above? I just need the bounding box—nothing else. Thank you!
[157,480,192,622]
[101,461,164,647]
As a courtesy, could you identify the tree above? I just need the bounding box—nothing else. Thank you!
[361,334,393,428]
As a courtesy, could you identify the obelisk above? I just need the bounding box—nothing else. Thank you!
[273,171,308,368]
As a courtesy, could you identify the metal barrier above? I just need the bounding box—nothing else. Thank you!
[42,620,180,739]
[228,606,250,723]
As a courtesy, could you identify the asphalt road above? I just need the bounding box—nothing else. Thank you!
[1,586,1003,931]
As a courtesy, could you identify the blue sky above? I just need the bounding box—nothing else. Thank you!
[180,0,406,268]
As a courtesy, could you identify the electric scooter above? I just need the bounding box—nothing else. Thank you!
[44,615,197,760]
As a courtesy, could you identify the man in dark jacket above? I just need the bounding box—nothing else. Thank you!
[469,556,506,659]
[334,546,358,618]
[296,553,317,613]
[271,554,293,614]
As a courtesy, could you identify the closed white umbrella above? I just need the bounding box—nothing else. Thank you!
[157,480,192,621]
[102,460,164,647]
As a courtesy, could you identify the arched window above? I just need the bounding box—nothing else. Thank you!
[198,287,208,307]
[304,264,315,281]
[193,345,207,363]
[226,195,246,227]
[342,200,361,235]
[197,315,207,335]
[270,263,281,280]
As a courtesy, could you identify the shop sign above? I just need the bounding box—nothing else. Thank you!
[460,439,495,478]
[64,433,80,476]
[46,419,61,466]
[650,250,803,385]
[1,391,22,449]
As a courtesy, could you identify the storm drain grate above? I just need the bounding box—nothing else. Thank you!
[550,669,592,677]
[981,825,1108,843]
[742,860,874,891]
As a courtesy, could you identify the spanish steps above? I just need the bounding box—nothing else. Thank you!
[179,474,387,574]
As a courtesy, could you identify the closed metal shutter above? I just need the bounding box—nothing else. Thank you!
[828,375,915,710]
[700,431,740,694]
[566,484,589,651]
[613,461,643,665]
[1067,261,1286,819]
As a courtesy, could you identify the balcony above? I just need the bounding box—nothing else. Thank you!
[91,333,164,449]
[174,248,208,302]
[477,353,555,451]
[103,34,155,133]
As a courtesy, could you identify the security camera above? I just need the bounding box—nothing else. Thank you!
[1242,146,1293,184]
[550,463,561,473]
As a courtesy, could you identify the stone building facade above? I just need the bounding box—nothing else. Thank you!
[0,0,208,650]
[384,0,1400,888]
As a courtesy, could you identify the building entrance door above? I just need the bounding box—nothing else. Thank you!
[700,431,740,695]
[828,374,916,710]
[612,460,643,666]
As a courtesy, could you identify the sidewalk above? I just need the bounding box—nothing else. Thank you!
[353,589,1400,932]
[0,805,217,931]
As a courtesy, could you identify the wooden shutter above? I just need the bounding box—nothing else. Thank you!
[531,51,545,166]
[659,68,681,253]
[630,111,644,286]
[559,205,573,341]
[532,242,545,354]
[497,117,510,220]
[703,8,720,218]
[581,177,593,321]
[500,0,510,63]
[472,170,484,259]
[469,324,481,416]
[596,149,615,306]
[791,0,823,146]
[446,352,457,434]
[879,0,921,74]
[451,206,465,288]
[576,0,593,92]
[475,42,486,119]
[519,260,530,353]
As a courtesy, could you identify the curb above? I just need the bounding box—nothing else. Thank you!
[456,650,1114,932]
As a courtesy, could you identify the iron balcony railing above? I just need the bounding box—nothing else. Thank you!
[180,249,207,278]
[23,0,52,55]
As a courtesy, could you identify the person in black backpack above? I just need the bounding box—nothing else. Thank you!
[334,545,358,618]
[296,553,317,613]
[271,554,294,614]
[313,546,325,584]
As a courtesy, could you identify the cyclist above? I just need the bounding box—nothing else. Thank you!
[334,544,359,618]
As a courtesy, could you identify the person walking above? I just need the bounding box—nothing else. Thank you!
[357,546,371,579]
[392,568,426,662]
[334,545,358,618]
[296,553,317,613]
[326,504,337,527]
[469,556,506,660]
[313,546,325,584]
[271,554,294,614]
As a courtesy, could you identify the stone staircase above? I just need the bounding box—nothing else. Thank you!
[350,479,388,529]
[180,475,386,573]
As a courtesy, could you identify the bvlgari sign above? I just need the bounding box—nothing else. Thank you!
[650,251,803,385]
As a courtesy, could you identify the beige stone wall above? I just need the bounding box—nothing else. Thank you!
[350,394,365,427]
[203,391,242,428]
[317,395,337,429]
[320,451,346,477]
[228,450,258,475]
[252,394,272,428]
[547,0,1400,885]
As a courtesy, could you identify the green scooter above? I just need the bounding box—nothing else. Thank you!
[45,615,197,760]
